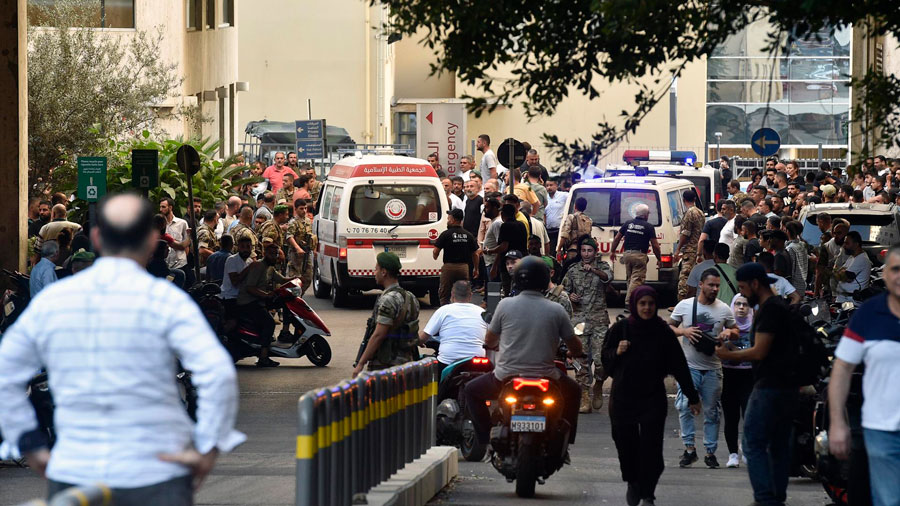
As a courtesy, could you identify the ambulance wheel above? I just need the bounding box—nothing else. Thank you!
[330,267,349,308]
[313,261,330,299]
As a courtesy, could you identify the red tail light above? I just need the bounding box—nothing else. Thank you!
[339,247,348,260]
[522,404,536,410]
[880,249,887,259]
[513,378,550,392]
[659,254,673,268]
[715,192,721,203]
[472,357,490,365]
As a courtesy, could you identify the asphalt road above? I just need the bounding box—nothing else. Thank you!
[0,292,830,506]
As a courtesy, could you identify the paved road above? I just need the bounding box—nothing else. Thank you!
[0,292,830,505]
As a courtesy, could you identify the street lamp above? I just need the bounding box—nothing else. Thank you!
[714,132,722,162]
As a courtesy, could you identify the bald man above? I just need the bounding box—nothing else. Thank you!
[0,194,243,504]
[610,203,661,306]
[38,204,82,246]
[222,196,242,232]
[229,206,258,258]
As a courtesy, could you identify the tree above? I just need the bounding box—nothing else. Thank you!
[28,0,181,196]
[381,0,900,164]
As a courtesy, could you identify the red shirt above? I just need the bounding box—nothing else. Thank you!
[263,165,299,193]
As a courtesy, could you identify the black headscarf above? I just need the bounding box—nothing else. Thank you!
[627,285,669,335]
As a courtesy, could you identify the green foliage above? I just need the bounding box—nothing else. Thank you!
[62,133,262,221]
[380,0,900,163]
[28,0,181,196]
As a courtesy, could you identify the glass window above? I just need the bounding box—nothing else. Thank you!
[570,188,613,226]
[667,191,683,226]
[28,0,135,28]
[706,105,747,143]
[187,0,201,29]
[745,104,790,142]
[802,213,896,245]
[682,176,712,212]
[349,185,441,225]
[222,0,234,26]
[330,187,343,221]
[320,186,335,221]
[394,112,416,151]
[789,59,833,80]
[620,191,661,225]
[206,0,215,27]
[568,188,661,227]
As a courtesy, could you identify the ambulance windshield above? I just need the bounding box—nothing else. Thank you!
[569,188,662,227]
[349,185,442,225]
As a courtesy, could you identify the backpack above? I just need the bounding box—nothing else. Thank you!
[374,287,421,365]
[785,306,830,387]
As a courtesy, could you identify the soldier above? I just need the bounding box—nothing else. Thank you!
[305,164,322,206]
[562,236,612,413]
[255,205,289,261]
[196,210,219,267]
[542,257,573,319]
[556,197,593,256]
[275,172,300,206]
[230,206,259,259]
[676,189,705,301]
[286,198,317,295]
[352,252,420,377]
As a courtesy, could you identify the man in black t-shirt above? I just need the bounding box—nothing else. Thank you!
[716,263,796,506]
[741,220,763,263]
[486,204,528,295]
[433,208,478,306]
[698,199,729,247]
[462,180,483,238]
[609,204,661,305]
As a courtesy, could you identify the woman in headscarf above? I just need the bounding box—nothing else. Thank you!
[601,285,701,506]
[721,293,755,468]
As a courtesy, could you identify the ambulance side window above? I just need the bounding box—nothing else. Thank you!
[321,186,335,220]
[330,187,343,220]
[667,190,683,226]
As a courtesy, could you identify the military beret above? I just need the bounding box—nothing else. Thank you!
[581,237,599,249]
[273,205,290,214]
[376,251,402,273]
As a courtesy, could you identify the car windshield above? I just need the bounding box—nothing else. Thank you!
[801,213,897,245]
[569,188,661,227]
[349,185,441,225]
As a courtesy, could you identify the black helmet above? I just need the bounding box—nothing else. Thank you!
[514,256,551,292]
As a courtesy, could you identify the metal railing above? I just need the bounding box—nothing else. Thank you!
[296,357,438,506]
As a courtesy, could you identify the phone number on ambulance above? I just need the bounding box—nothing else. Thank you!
[345,227,394,235]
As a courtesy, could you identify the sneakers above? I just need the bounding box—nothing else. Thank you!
[579,390,592,414]
[726,453,740,468]
[591,381,604,410]
[256,357,280,367]
[742,454,748,465]
[705,453,720,469]
[679,449,698,467]
[639,500,655,506]
[626,482,639,506]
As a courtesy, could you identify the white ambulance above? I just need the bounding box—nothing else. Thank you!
[558,176,696,298]
[311,154,447,307]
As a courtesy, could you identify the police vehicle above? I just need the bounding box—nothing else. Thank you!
[603,150,723,216]
[557,176,696,297]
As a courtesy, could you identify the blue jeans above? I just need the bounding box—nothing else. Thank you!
[743,386,796,506]
[675,367,722,453]
[863,428,900,506]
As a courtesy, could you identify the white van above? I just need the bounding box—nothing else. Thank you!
[311,154,447,307]
[557,176,696,297]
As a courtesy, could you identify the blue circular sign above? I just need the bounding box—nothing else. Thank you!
[750,128,781,157]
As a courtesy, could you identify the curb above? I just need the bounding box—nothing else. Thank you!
[364,446,459,506]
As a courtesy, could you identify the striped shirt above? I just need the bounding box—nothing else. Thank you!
[0,257,245,488]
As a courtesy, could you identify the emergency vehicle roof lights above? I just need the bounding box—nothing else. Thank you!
[623,150,697,166]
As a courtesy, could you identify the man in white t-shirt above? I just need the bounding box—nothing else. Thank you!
[418,281,487,373]
[828,246,900,506]
[835,231,872,305]
[668,267,738,469]
[477,134,499,181]
[757,251,802,305]
[220,237,254,309]
[159,197,190,270]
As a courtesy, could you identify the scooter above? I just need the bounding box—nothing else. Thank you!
[435,353,495,462]
[191,279,333,366]
[488,362,572,498]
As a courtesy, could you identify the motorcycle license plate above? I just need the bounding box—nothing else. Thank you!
[511,415,546,433]
[384,245,407,258]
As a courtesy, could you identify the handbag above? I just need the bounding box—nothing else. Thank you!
[691,296,720,356]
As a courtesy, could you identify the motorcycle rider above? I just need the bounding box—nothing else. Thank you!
[464,256,584,446]
[418,280,487,376]
[236,238,292,367]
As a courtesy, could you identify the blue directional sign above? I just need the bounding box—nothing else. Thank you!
[751,128,781,157]
[295,119,325,140]
[296,139,326,159]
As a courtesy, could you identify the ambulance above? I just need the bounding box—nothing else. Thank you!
[557,176,696,298]
[311,153,447,307]
[603,150,724,216]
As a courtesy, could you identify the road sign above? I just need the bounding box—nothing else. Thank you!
[496,138,526,170]
[295,119,326,140]
[77,157,107,202]
[296,139,326,159]
[751,128,781,157]
[131,149,159,189]
[176,145,201,176]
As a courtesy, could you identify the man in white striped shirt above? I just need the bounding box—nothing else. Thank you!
[0,194,244,505]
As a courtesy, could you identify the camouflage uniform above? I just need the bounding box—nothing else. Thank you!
[275,187,298,207]
[545,284,574,319]
[562,258,612,389]
[230,222,258,259]
[308,179,322,205]
[368,284,420,370]
[677,205,705,300]
[196,223,217,267]
[559,211,593,251]
[256,219,285,259]
[286,215,317,294]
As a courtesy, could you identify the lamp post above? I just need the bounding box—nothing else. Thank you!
[714,132,722,163]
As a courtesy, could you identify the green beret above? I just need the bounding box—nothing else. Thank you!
[541,255,554,271]
[273,205,290,214]
[581,237,598,249]
[71,249,95,262]
[376,251,402,274]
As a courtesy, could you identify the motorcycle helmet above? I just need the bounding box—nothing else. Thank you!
[514,256,551,292]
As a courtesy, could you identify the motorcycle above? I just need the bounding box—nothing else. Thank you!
[190,279,333,366]
[488,364,572,498]
[1,269,30,334]
[434,353,495,462]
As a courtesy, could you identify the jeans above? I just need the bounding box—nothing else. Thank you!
[49,475,192,506]
[743,386,796,506]
[863,428,900,506]
[464,373,581,445]
[675,367,722,454]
